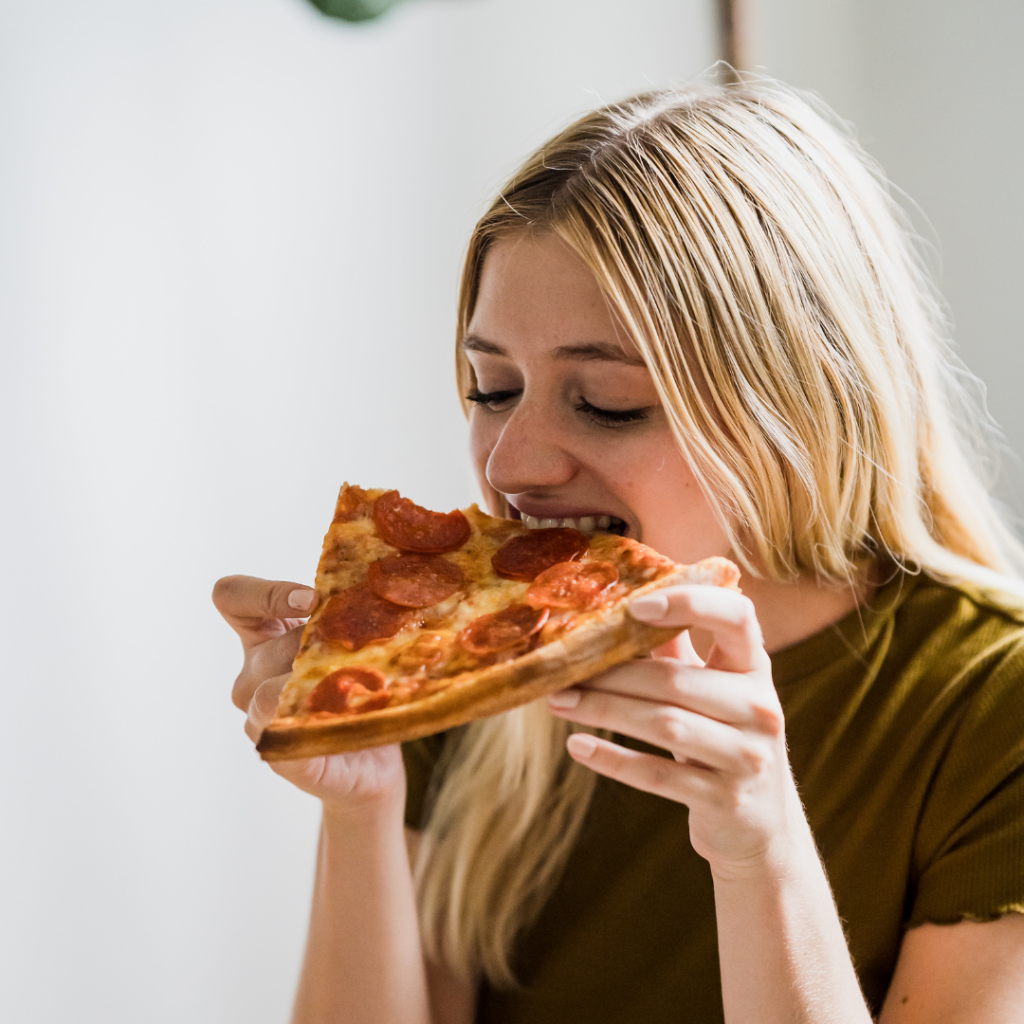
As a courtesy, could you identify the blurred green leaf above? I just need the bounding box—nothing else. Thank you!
[307,0,404,23]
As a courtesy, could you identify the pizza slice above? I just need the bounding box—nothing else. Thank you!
[257,484,740,760]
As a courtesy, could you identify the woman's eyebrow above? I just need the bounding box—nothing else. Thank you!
[551,342,647,366]
[462,334,506,356]
[462,335,644,366]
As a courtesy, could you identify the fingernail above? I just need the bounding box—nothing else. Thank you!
[547,688,581,710]
[566,733,597,758]
[630,592,668,622]
[288,589,317,613]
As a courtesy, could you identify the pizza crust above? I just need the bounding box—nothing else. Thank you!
[257,560,736,761]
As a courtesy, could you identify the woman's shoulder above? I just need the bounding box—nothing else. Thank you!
[896,569,1024,686]
[858,567,1024,725]
[778,565,1024,796]
[829,569,1024,822]
[775,565,1024,689]
[911,567,1024,628]
[894,573,1024,927]
[908,568,1024,734]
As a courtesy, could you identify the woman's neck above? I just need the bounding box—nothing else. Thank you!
[686,565,875,661]
[742,567,875,655]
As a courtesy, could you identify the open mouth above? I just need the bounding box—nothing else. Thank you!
[520,512,628,537]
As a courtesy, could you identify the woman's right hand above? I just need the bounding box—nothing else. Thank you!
[212,575,406,813]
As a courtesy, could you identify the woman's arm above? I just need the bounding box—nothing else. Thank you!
[880,915,1024,1023]
[546,585,872,1024]
[711,825,872,1023]
[290,795,429,1024]
[215,575,475,1024]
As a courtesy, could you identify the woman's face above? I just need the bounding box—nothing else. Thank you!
[464,232,732,566]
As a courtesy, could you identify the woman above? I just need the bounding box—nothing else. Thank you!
[215,82,1024,1023]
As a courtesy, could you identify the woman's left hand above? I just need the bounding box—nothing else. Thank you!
[546,584,809,881]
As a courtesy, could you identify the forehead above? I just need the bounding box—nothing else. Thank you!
[466,233,643,365]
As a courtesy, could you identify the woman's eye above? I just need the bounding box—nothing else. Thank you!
[575,397,651,427]
[465,388,520,410]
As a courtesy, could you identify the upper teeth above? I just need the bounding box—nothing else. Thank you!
[521,513,622,534]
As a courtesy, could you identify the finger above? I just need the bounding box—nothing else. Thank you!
[549,687,745,772]
[652,630,705,666]
[629,586,767,673]
[245,672,290,743]
[576,659,780,731]
[232,624,305,711]
[675,630,705,666]
[565,733,719,805]
[213,575,317,647]
[212,574,317,620]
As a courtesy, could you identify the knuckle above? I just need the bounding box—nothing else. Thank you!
[648,757,677,791]
[653,658,680,686]
[737,742,768,774]
[667,665,696,702]
[211,575,241,611]
[714,783,745,814]
[257,583,285,619]
[751,701,784,736]
[656,708,689,747]
[256,632,297,672]
[733,596,756,626]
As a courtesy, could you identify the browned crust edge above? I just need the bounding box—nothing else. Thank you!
[257,558,739,761]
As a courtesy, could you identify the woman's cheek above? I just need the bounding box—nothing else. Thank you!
[629,448,733,562]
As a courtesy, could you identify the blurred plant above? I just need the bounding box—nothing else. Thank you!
[306,0,410,22]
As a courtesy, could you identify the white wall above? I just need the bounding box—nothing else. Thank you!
[5,2,1022,1019]
[756,0,1024,512]
[0,2,714,1021]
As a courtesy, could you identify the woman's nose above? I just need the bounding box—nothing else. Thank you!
[484,405,578,496]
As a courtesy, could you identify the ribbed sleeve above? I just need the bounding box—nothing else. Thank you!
[909,639,1024,926]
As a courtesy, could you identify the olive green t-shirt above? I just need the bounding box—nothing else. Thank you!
[403,572,1024,1022]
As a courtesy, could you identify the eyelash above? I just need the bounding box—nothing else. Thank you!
[465,389,650,427]
[465,388,519,409]
[574,397,649,426]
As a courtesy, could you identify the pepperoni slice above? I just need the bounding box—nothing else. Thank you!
[491,528,590,582]
[525,560,619,610]
[373,490,471,554]
[366,554,464,608]
[306,666,387,714]
[459,603,549,655]
[316,583,418,650]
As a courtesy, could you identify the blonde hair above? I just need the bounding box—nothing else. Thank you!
[414,81,1024,986]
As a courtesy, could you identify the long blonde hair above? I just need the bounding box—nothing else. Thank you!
[415,81,1024,986]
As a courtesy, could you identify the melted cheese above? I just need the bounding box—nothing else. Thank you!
[279,500,529,717]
